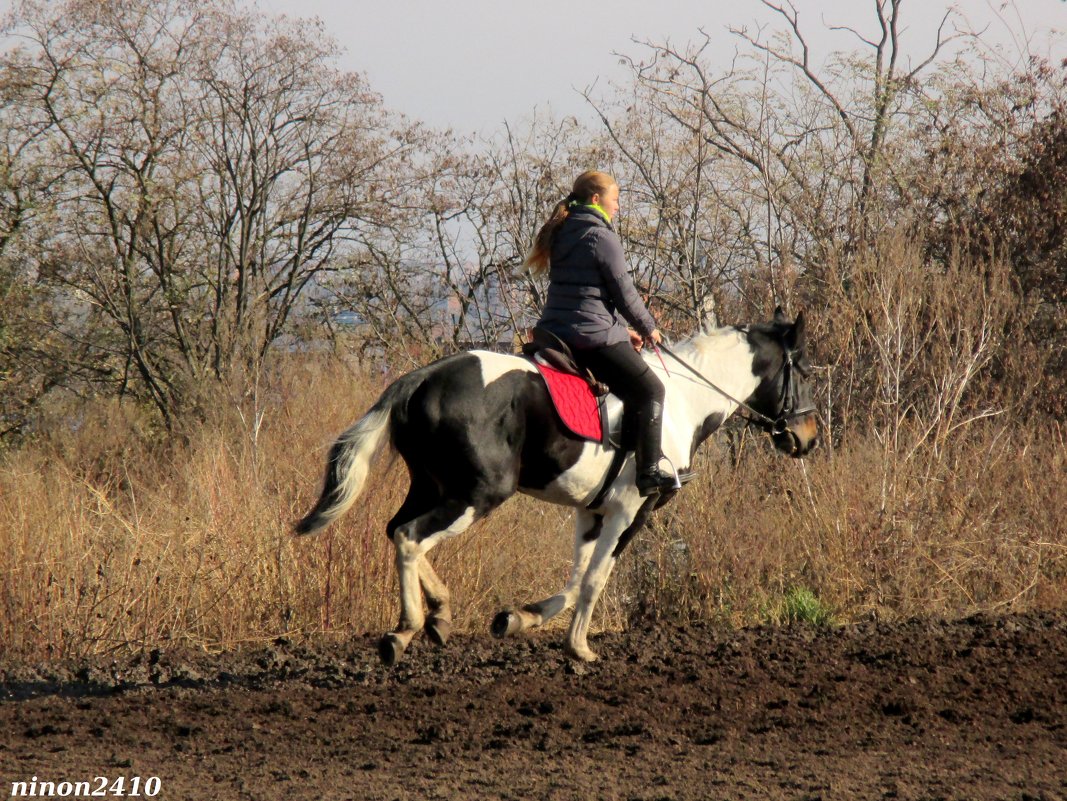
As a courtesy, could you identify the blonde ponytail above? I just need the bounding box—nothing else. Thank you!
[524,197,571,275]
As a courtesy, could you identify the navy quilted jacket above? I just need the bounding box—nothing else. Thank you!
[536,207,657,349]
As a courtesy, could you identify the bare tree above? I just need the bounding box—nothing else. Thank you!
[326,111,590,360]
[3,0,420,425]
[0,45,64,438]
[578,0,966,337]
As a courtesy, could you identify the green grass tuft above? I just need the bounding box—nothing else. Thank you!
[771,586,837,627]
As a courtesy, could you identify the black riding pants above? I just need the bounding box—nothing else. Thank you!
[573,342,664,458]
[573,341,663,407]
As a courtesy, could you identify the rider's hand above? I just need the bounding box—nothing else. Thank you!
[628,328,644,351]
[648,329,663,346]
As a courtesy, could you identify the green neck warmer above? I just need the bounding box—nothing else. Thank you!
[568,200,612,223]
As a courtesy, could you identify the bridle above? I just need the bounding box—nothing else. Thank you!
[768,346,817,441]
[658,340,815,442]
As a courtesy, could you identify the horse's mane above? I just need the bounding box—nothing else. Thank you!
[668,325,749,362]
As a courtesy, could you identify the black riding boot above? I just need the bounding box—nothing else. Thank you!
[635,400,677,497]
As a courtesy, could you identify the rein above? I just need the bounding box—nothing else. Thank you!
[657,342,814,436]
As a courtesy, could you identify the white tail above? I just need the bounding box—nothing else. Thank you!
[294,405,392,535]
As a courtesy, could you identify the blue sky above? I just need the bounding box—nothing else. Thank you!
[256,0,1065,133]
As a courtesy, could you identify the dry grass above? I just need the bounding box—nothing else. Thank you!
[628,421,1067,627]
[1,357,1064,660]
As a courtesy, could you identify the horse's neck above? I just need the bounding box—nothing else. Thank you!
[662,328,759,421]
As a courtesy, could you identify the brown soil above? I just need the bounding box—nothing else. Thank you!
[1,612,1065,801]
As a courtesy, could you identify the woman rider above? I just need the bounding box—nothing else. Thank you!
[525,170,676,497]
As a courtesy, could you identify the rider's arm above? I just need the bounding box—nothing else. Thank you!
[594,231,657,339]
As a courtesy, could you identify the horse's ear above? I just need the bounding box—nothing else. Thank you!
[787,310,807,350]
[773,305,787,323]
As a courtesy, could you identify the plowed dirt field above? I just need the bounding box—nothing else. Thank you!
[2,612,1065,800]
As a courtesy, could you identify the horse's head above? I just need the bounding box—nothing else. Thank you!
[744,308,819,457]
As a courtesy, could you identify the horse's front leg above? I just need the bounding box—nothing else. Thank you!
[565,495,659,662]
[491,509,601,638]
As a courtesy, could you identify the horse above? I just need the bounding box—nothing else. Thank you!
[295,308,818,665]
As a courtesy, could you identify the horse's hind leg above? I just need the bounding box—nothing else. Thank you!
[381,481,512,666]
[492,509,601,638]
[418,557,452,646]
[381,498,476,666]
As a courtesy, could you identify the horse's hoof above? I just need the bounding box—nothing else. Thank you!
[378,633,405,667]
[426,617,452,647]
[490,610,522,639]
[564,643,599,663]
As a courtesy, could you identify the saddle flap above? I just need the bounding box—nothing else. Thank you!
[533,362,605,442]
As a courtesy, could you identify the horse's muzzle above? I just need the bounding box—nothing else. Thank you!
[772,414,819,457]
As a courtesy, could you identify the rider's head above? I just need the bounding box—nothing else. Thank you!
[570,170,618,216]
[525,171,619,275]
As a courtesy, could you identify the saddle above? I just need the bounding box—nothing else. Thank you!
[521,327,609,397]
[522,327,613,444]
[522,327,687,510]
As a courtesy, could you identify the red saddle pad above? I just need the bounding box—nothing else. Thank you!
[534,362,603,442]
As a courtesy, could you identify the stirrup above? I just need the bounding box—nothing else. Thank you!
[636,466,678,497]
[661,454,696,488]
[636,455,689,497]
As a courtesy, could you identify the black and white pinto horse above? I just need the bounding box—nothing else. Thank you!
[296,310,818,665]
